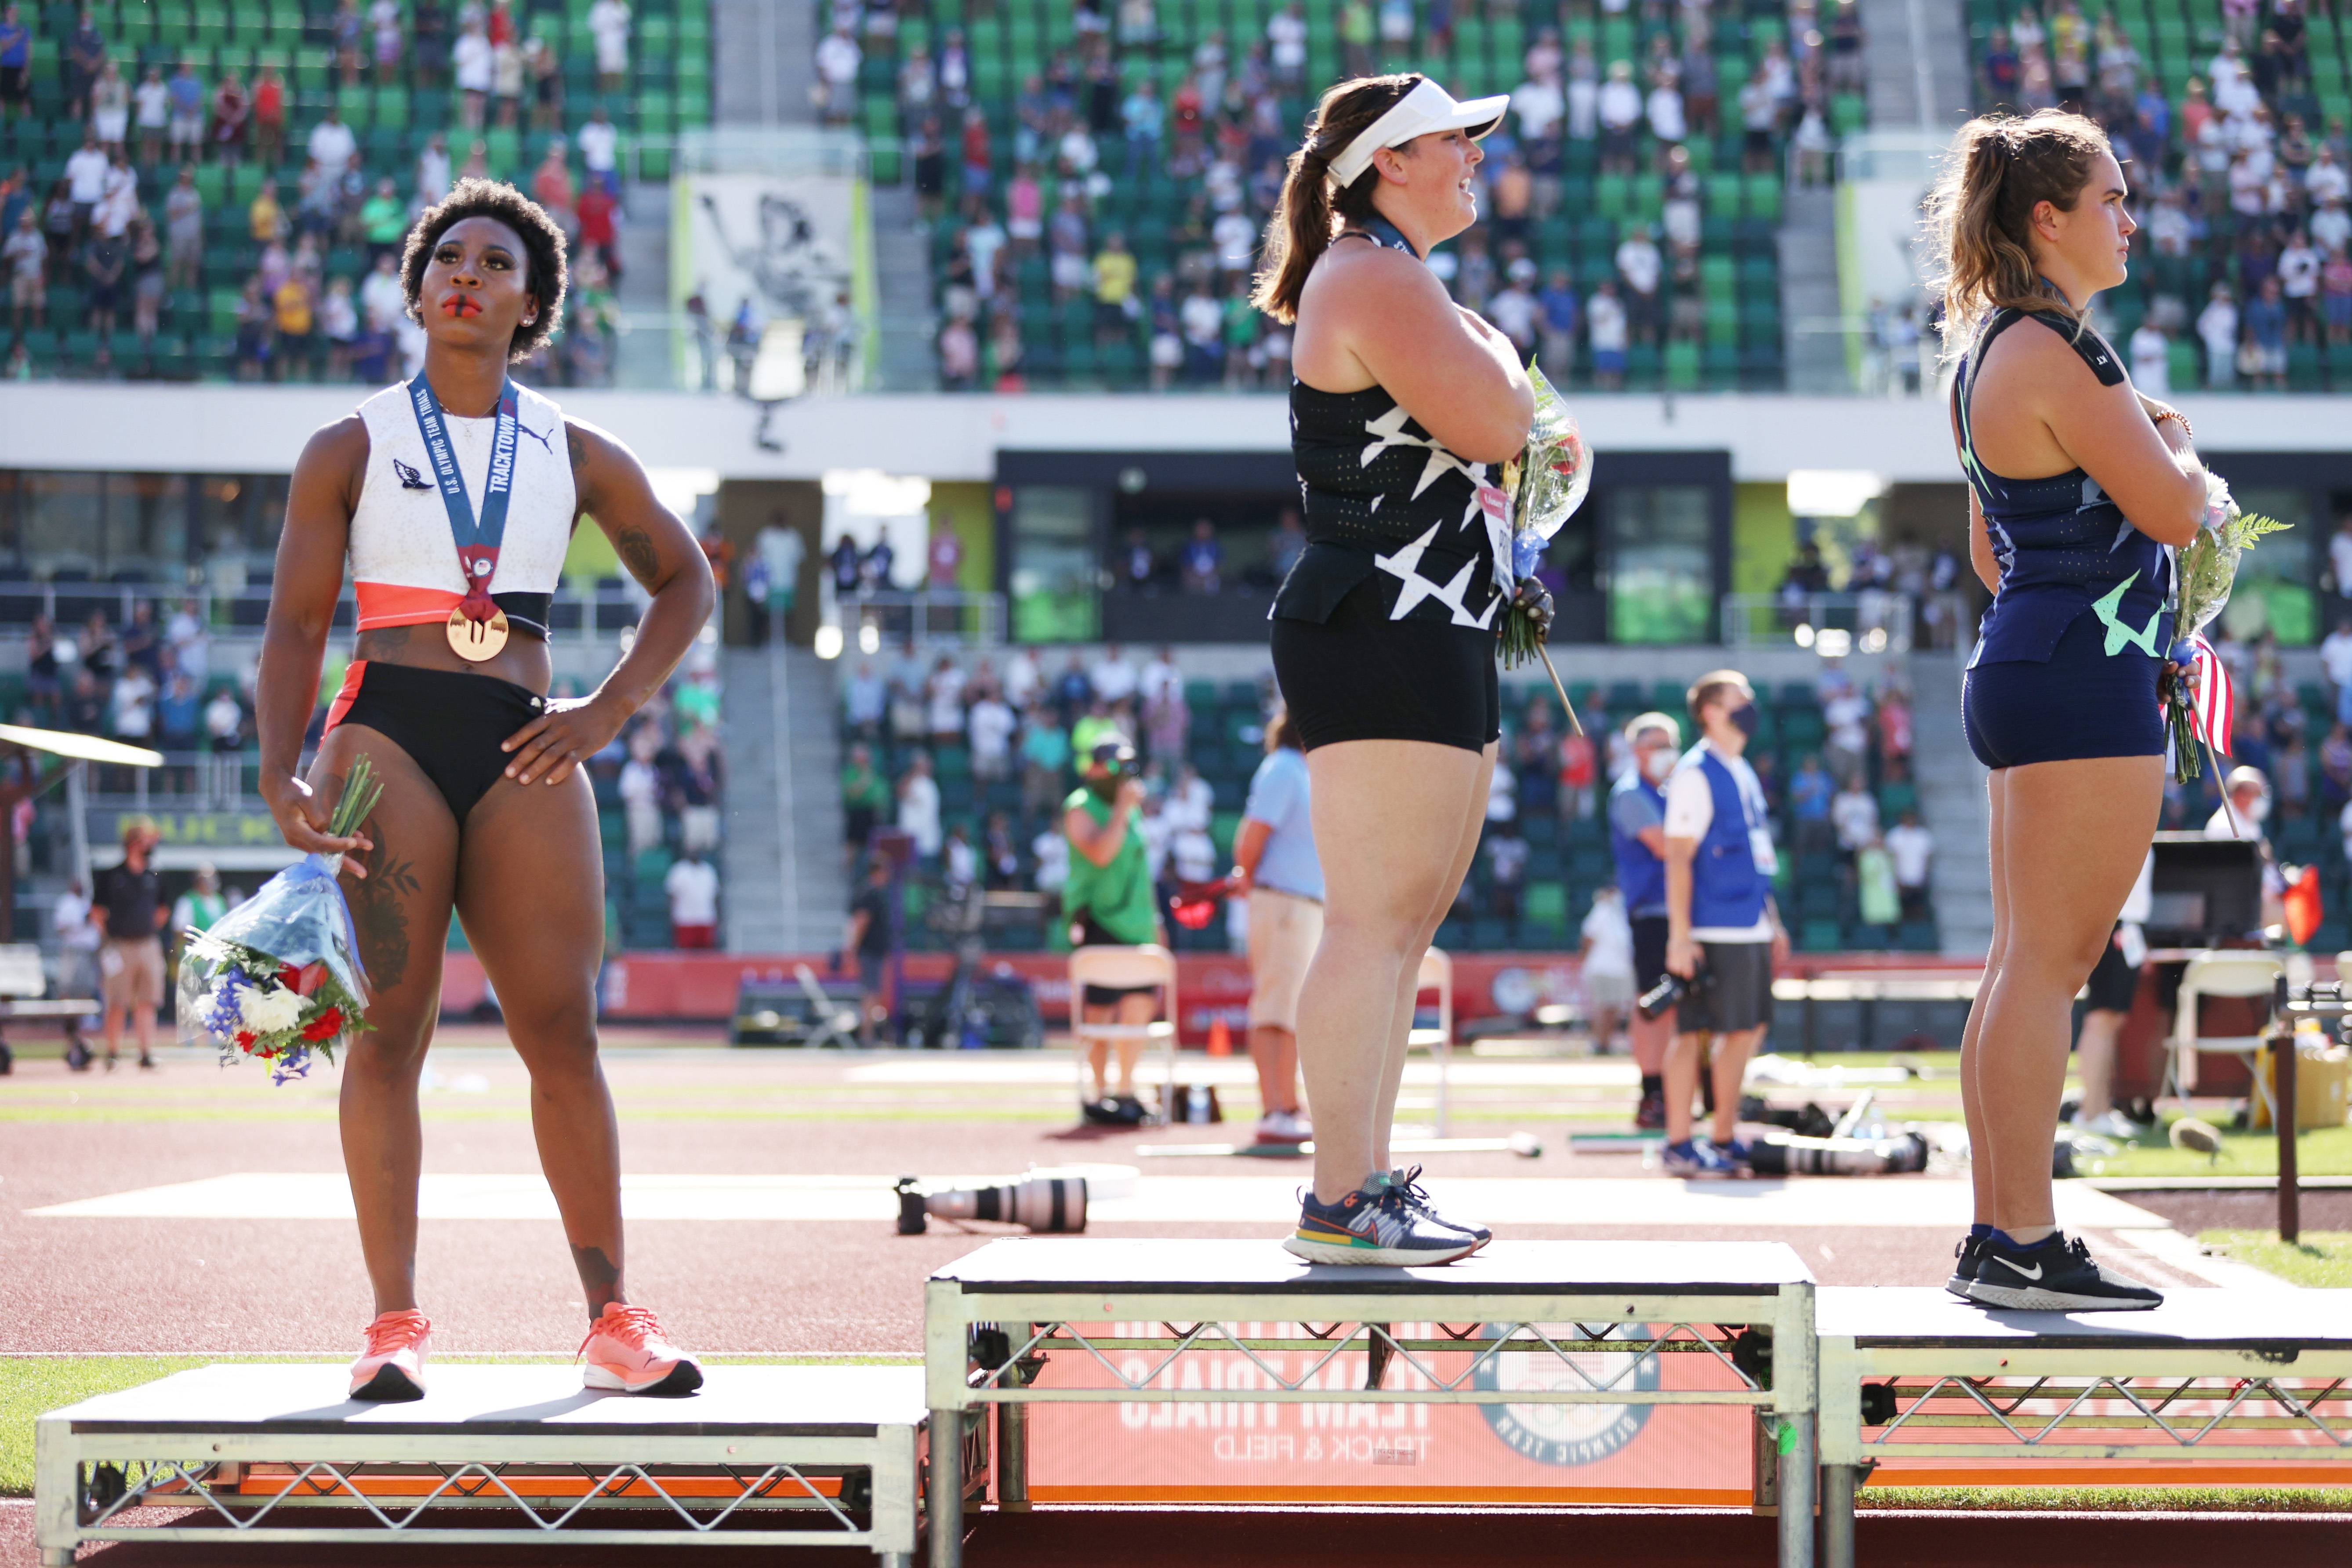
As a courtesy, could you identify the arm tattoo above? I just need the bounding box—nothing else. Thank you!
[567,425,590,479]
[571,1244,624,1315]
[616,524,661,588]
[346,811,419,992]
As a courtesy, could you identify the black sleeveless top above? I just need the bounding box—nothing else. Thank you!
[1270,218,1510,631]
[1953,305,2171,668]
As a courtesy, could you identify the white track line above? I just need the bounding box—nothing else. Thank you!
[28,1172,2174,1230]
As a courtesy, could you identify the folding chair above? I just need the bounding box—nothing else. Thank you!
[2167,949,2285,1124]
[792,963,862,1050]
[1069,944,1179,1120]
[1409,947,1455,1138]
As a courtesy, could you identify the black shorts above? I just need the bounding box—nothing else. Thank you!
[1963,610,2164,770]
[1631,915,1670,994]
[326,658,547,826]
[1270,577,1500,754]
[2083,927,2141,1014]
[1676,940,1774,1035]
[0,63,27,103]
[1070,912,1162,1006]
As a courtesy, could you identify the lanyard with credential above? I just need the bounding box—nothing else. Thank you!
[408,374,519,661]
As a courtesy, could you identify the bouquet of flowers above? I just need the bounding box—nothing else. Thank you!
[176,755,383,1082]
[2160,473,2291,784]
[1495,362,1593,671]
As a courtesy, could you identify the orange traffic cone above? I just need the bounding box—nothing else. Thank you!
[1207,1016,1233,1056]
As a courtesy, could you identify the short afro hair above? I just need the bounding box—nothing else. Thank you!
[399,178,569,362]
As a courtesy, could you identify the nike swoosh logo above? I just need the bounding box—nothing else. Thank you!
[1994,1257,2043,1280]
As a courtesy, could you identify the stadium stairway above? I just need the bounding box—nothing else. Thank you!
[1909,649,1994,959]
[1860,0,1973,130]
[716,0,809,126]
[721,645,848,952]
[1779,183,1847,393]
[613,181,677,386]
[873,183,940,390]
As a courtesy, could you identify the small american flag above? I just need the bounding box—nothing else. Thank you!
[2188,634,2235,755]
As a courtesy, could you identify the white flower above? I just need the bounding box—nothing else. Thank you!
[237,984,307,1035]
[2202,471,2236,531]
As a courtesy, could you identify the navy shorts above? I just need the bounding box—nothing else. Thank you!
[1962,610,2164,771]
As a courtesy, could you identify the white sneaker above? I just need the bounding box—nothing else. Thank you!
[1257,1110,1310,1143]
[2071,1109,2145,1141]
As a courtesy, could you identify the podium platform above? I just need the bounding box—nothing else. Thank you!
[1817,1286,2352,1568]
[924,1238,1820,1568]
[35,1362,929,1565]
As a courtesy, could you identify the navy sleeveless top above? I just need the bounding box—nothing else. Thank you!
[1271,217,1510,630]
[1954,306,2173,668]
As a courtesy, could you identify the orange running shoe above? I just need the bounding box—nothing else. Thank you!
[578,1304,704,1396]
[348,1308,432,1402]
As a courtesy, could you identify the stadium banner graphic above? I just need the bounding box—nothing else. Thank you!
[671,152,865,400]
[1017,1324,1753,1504]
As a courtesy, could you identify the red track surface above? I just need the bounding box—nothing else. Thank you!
[4,1043,2320,1568]
[7,1501,2352,1567]
[6,1047,2004,1353]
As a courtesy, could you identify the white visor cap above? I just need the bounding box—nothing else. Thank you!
[1327,77,1511,187]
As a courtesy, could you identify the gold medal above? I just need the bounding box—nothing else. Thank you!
[446,606,510,661]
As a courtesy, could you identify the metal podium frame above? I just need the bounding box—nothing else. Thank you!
[924,1238,1819,1568]
[34,1364,929,1565]
[1816,1287,2352,1568]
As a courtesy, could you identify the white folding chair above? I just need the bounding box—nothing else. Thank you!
[2167,949,2285,1124]
[1069,944,1179,1118]
[1408,947,1455,1139]
[791,963,862,1050]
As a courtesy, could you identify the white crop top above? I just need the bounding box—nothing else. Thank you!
[348,380,578,636]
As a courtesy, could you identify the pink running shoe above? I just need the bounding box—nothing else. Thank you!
[348,1309,431,1402]
[578,1304,704,1396]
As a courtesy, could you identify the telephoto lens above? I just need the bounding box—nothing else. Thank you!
[1635,973,1684,1021]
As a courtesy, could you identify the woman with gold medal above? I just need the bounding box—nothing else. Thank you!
[258,179,717,1401]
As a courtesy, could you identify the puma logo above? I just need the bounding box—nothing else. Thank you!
[1992,1256,2044,1281]
[393,457,431,490]
[516,420,555,453]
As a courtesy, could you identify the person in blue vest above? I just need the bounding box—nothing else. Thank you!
[1660,670,1789,1176]
[1607,711,1682,1129]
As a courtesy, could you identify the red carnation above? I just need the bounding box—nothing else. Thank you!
[234,1030,257,1053]
[277,964,302,991]
[301,1007,344,1042]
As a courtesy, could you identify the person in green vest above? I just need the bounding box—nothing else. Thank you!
[1063,734,1165,1123]
[170,862,226,940]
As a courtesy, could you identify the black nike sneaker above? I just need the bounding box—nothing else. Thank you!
[1944,1234,1985,1299]
[1964,1232,2162,1311]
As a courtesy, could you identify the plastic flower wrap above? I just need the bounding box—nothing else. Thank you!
[1496,362,1593,670]
[2160,473,2290,783]
[177,755,381,1083]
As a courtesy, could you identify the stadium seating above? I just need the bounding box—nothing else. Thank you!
[845,661,1936,957]
[1966,0,2352,389]
[862,0,1864,392]
[0,0,712,381]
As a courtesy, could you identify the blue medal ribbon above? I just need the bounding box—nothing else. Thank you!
[407,374,519,622]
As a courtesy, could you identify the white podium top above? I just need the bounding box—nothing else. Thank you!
[1818,1286,2352,1349]
[49,1363,928,1436]
[932,1238,1814,1295]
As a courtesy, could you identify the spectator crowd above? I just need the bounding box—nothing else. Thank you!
[0,0,665,381]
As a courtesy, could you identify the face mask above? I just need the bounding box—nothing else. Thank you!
[2244,793,2271,823]
[1727,703,1760,738]
[1641,748,1677,782]
[1087,772,1123,802]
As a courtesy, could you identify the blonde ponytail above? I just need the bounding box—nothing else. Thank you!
[1924,109,2111,357]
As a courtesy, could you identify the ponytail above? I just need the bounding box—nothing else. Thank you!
[1252,74,1419,324]
[1924,109,2111,358]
